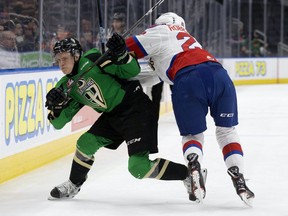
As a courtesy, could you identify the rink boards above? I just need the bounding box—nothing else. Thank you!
[0,57,287,183]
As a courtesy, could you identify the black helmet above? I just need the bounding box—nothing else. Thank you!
[53,37,83,56]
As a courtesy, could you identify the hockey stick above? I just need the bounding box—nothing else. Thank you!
[65,0,165,95]
[121,0,165,38]
[97,0,106,54]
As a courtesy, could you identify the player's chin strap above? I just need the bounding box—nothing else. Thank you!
[64,0,165,97]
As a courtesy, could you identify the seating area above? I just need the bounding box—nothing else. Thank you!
[0,0,288,70]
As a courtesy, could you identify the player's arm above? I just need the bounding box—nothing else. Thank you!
[102,33,141,79]
[45,87,83,129]
[126,26,162,59]
[126,36,147,59]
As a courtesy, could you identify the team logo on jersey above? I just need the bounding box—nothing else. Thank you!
[77,78,107,109]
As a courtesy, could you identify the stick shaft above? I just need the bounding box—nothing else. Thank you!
[97,0,106,53]
[122,0,165,38]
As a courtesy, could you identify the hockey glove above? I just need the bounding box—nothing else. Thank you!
[45,87,69,117]
[106,33,129,64]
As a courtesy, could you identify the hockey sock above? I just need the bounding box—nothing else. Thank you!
[69,150,94,186]
[128,151,187,180]
[182,134,204,164]
[144,158,188,180]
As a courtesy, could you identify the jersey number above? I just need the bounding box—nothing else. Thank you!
[176,32,199,51]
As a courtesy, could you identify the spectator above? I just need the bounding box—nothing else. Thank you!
[56,25,73,41]
[80,19,95,51]
[13,21,24,44]
[14,22,24,42]
[251,31,270,57]
[0,27,21,69]
[239,34,250,57]
[251,31,262,57]
[20,20,37,52]
[0,29,17,52]
[107,12,126,38]
[49,25,73,53]
[230,22,250,57]
[13,1,24,14]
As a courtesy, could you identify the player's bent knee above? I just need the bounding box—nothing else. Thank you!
[128,152,151,179]
[216,126,240,148]
[77,132,108,156]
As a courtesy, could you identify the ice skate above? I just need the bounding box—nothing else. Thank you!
[184,153,206,203]
[227,166,255,207]
[48,180,81,200]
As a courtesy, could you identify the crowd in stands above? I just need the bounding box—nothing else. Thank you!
[230,21,271,57]
[0,0,285,70]
[0,1,40,68]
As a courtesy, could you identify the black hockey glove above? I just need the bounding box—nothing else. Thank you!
[45,87,69,116]
[106,33,129,64]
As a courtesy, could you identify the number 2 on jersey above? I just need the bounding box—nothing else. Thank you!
[176,32,201,51]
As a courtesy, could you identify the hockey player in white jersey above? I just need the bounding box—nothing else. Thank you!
[126,12,255,205]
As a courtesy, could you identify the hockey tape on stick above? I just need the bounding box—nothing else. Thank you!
[65,0,165,95]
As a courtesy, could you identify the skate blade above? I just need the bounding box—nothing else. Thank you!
[191,171,205,204]
[201,168,207,184]
[48,195,75,201]
[48,196,60,201]
[239,192,254,207]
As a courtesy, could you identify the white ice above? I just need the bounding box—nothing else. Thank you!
[1,84,288,216]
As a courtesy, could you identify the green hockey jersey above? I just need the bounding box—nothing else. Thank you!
[50,48,140,129]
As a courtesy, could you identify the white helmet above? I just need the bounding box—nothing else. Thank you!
[155,12,186,28]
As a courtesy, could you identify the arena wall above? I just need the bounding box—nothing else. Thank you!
[0,57,287,183]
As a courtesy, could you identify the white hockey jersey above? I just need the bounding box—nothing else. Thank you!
[126,24,218,84]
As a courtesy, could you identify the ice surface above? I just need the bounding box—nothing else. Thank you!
[1,84,288,216]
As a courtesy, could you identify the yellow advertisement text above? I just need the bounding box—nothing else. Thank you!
[235,61,266,77]
[5,79,56,145]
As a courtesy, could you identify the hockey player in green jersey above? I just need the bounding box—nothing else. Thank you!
[46,34,190,200]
